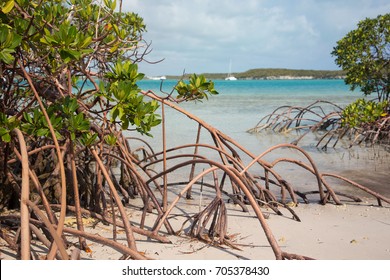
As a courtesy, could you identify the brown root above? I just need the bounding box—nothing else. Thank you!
[1,93,389,261]
[248,100,390,148]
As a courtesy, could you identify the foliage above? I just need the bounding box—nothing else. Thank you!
[101,60,161,135]
[21,96,92,141]
[0,0,217,141]
[332,14,390,102]
[341,98,388,128]
[175,74,219,101]
[1,1,389,262]
[0,23,21,64]
[0,112,19,142]
[0,0,218,209]
[0,0,155,137]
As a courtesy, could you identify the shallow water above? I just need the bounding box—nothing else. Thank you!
[134,79,390,198]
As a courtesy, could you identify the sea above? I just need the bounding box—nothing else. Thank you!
[133,79,389,198]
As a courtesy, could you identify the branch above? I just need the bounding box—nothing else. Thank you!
[12,128,30,260]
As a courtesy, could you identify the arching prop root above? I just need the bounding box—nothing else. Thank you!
[176,197,235,248]
[247,100,343,136]
[247,100,390,148]
[134,91,389,258]
[1,92,389,261]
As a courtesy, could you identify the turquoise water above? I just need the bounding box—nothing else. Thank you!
[135,79,389,197]
[138,79,359,140]
[140,79,354,99]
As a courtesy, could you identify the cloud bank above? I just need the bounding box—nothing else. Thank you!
[123,0,390,76]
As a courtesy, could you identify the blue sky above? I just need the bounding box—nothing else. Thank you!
[123,0,389,76]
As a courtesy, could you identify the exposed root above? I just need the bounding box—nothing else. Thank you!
[248,100,390,149]
[1,93,389,261]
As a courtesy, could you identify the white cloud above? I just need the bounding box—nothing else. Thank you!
[123,0,390,75]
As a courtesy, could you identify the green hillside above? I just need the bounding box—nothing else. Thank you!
[166,68,346,80]
[236,68,346,79]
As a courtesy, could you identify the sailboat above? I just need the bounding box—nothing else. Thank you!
[147,75,167,80]
[225,60,237,81]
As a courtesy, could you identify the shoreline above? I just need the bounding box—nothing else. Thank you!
[2,197,389,260]
[151,76,345,81]
[1,80,389,261]
[156,68,346,81]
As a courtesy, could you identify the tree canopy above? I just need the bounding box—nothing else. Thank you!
[0,0,218,220]
[0,0,218,141]
[0,0,160,141]
[332,13,390,103]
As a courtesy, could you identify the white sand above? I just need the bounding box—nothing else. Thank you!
[130,201,390,260]
[1,197,389,260]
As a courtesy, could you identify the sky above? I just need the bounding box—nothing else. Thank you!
[123,0,389,76]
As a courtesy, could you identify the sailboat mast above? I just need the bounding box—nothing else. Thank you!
[225,59,237,80]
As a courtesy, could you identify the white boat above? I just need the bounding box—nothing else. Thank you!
[225,76,237,81]
[225,60,237,80]
[147,75,167,80]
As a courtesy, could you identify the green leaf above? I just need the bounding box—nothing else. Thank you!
[112,24,120,35]
[41,29,58,45]
[109,43,119,53]
[2,0,15,14]
[50,116,62,128]
[117,106,125,119]
[111,107,119,121]
[22,111,33,125]
[110,0,117,10]
[1,133,11,142]
[64,97,79,114]
[36,128,49,137]
[75,112,83,124]
[0,127,8,136]
[105,134,117,146]
[84,133,98,146]
[114,88,126,101]
[80,36,92,48]
[133,116,140,126]
[0,50,14,64]
[60,49,81,62]
[122,119,129,130]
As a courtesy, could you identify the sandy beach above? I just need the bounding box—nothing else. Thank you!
[97,200,390,260]
[1,80,389,261]
[2,194,388,260]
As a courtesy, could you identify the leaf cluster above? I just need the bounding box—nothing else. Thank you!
[0,0,221,147]
[175,74,219,101]
[0,112,19,142]
[21,96,95,143]
[342,98,389,128]
[0,0,159,144]
[332,14,390,102]
[101,60,161,135]
[0,23,21,64]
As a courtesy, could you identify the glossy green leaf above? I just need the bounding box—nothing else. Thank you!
[1,133,11,142]
[36,128,49,137]
[1,0,14,14]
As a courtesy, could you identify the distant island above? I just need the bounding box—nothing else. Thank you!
[159,68,346,80]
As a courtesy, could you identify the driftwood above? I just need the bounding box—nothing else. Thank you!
[1,90,389,261]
